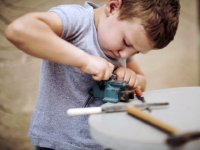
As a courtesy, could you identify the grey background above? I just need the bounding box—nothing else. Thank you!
[0,0,199,150]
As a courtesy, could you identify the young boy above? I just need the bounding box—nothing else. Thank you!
[5,0,180,149]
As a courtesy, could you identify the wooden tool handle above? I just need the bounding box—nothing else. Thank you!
[127,106,179,136]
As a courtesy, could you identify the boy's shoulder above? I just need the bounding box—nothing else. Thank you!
[49,4,87,14]
[48,2,94,25]
[49,2,96,15]
[48,2,96,41]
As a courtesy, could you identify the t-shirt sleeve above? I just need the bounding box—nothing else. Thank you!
[49,5,89,40]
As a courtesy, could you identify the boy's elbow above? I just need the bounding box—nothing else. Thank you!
[5,13,34,47]
[5,21,23,44]
[5,13,36,46]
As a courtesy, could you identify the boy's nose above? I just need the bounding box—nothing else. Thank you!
[113,51,121,58]
[118,48,137,58]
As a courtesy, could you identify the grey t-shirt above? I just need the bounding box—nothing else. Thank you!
[29,2,123,150]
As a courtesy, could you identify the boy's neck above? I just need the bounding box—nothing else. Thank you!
[94,5,105,30]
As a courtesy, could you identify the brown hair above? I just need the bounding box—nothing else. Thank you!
[118,0,180,49]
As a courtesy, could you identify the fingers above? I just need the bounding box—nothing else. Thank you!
[123,71,137,87]
[107,62,115,79]
[114,67,137,88]
[114,68,124,81]
[80,55,115,81]
[92,62,114,81]
[128,74,137,87]
[92,65,138,88]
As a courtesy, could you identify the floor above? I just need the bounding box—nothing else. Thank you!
[0,0,199,150]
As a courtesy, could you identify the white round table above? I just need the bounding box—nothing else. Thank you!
[89,87,200,150]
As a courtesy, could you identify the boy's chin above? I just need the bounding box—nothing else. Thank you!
[105,54,118,60]
[107,56,117,60]
[103,50,126,59]
[105,53,120,59]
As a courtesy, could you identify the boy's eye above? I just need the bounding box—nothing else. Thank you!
[136,51,140,54]
[123,39,130,47]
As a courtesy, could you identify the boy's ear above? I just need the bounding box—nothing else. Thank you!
[105,0,122,17]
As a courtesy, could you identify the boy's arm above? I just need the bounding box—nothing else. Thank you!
[126,58,146,91]
[5,12,114,81]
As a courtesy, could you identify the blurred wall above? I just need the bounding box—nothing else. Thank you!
[0,0,199,150]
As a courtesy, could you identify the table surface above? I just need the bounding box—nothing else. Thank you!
[89,87,200,150]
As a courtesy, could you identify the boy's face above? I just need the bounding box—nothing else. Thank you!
[95,1,154,59]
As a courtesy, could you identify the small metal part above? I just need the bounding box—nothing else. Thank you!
[110,74,117,80]
[118,90,134,102]
[102,102,169,113]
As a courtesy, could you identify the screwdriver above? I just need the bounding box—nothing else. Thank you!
[134,87,151,112]
[67,102,169,116]
[134,87,145,102]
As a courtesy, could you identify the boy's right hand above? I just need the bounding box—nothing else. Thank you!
[80,55,114,81]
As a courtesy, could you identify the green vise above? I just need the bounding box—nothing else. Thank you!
[90,75,134,103]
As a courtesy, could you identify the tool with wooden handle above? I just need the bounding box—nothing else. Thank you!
[127,106,179,135]
[126,106,200,147]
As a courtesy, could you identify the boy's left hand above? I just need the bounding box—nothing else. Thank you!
[114,67,137,88]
